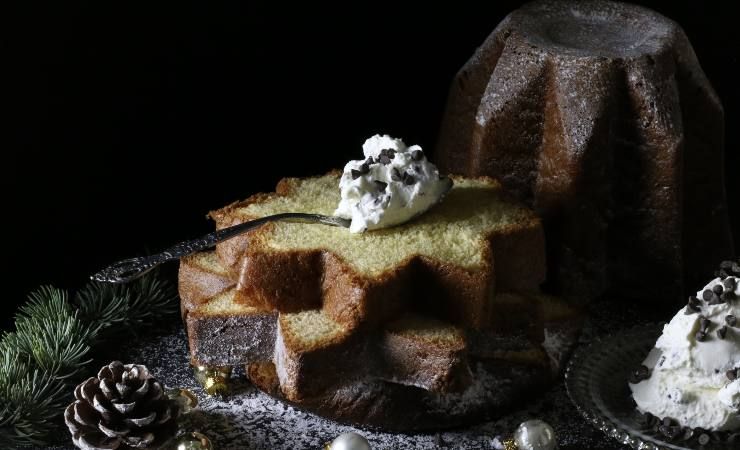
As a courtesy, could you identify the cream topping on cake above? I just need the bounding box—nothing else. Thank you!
[630,276,740,431]
[334,134,452,233]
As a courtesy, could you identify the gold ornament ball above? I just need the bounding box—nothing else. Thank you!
[327,432,372,450]
[176,431,213,450]
[193,365,232,396]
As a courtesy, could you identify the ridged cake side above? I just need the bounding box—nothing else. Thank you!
[436,0,732,303]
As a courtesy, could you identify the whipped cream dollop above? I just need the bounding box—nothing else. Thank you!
[334,134,452,233]
[630,276,740,431]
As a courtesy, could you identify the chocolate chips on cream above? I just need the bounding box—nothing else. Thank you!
[335,134,452,233]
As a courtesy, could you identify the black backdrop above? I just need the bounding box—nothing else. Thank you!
[4,1,738,326]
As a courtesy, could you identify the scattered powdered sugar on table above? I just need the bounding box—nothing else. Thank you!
[113,321,628,449]
[49,299,644,450]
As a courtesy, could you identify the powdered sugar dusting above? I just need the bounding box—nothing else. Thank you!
[40,292,654,450]
[542,327,572,373]
[52,301,636,450]
[425,362,520,416]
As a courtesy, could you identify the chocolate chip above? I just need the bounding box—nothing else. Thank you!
[662,417,675,427]
[696,331,708,342]
[378,154,392,165]
[681,427,694,441]
[718,325,728,339]
[686,296,702,314]
[373,180,387,191]
[721,291,736,302]
[638,411,655,426]
[702,289,722,305]
[699,316,711,331]
[698,433,710,445]
[391,168,404,182]
[713,284,725,294]
[351,162,370,180]
[411,149,424,161]
[727,369,738,381]
[727,315,737,327]
[629,365,651,383]
[365,157,374,166]
[403,174,416,185]
[724,277,737,291]
[378,148,396,160]
[659,424,682,440]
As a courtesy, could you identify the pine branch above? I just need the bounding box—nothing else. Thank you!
[0,342,68,445]
[11,286,95,379]
[0,269,178,446]
[74,270,178,340]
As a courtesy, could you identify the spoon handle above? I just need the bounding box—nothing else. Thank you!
[91,213,350,284]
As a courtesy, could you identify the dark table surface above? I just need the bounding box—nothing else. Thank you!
[46,298,660,450]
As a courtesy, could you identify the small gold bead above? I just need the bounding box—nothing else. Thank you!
[175,431,213,450]
[192,364,231,396]
[503,438,518,450]
[204,375,228,395]
[166,387,199,413]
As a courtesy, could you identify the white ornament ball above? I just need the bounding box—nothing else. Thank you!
[514,420,557,450]
[329,432,372,450]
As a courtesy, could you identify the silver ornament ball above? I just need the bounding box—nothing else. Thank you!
[329,432,372,450]
[514,420,557,450]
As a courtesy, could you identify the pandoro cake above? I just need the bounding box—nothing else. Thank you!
[179,136,581,430]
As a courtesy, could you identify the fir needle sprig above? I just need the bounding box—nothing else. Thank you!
[0,270,177,447]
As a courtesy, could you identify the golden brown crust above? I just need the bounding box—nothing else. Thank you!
[178,254,236,320]
[320,252,416,330]
[377,317,471,393]
[275,316,366,402]
[234,250,323,313]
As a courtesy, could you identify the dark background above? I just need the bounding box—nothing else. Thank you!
[4,1,738,327]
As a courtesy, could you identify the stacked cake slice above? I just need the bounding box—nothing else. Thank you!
[179,172,581,430]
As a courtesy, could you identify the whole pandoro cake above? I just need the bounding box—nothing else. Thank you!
[436,0,732,303]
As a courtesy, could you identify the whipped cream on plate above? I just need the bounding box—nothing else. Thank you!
[630,276,740,431]
[334,134,452,233]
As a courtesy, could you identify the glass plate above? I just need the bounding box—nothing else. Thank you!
[565,324,739,450]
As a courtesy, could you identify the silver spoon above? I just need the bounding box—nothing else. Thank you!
[91,213,351,284]
[91,177,453,284]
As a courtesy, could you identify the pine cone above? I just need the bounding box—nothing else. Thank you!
[64,361,178,450]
